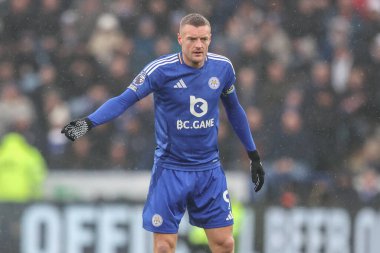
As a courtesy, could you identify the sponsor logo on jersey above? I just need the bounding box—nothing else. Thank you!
[176,118,214,130]
[208,77,220,89]
[152,214,163,227]
[190,96,208,117]
[176,96,214,130]
[174,79,187,88]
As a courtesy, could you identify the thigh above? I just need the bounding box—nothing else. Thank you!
[143,166,189,233]
[188,167,234,229]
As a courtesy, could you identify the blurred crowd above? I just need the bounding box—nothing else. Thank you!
[0,0,379,206]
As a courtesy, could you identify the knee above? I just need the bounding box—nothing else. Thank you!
[223,236,235,252]
[155,240,175,253]
[213,236,235,252]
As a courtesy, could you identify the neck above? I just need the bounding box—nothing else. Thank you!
[181,53,205,68]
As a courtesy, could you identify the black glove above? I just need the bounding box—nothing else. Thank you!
[248,150,265,192]
[61,118,93,141]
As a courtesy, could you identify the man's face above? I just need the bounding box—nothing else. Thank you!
[178,24,211,68]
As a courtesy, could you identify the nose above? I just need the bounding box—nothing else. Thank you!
[195,38,203,48]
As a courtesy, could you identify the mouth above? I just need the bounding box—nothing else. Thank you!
[193,51,203,57]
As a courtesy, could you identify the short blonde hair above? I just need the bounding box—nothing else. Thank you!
[179,13,211,31]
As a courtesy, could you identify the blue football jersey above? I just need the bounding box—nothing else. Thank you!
[128,52,236,170]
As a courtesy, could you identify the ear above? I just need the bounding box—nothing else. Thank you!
[177,33,182,45]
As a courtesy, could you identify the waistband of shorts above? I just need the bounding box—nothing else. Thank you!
[154,160,221,171]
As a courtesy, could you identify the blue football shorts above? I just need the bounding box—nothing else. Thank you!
[142,165,234,233]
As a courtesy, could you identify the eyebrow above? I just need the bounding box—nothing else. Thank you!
[186,35,209,39]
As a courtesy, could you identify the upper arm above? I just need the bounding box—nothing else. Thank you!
[127,70,156,100]
[221,60,236,95]
[221,61,238,109]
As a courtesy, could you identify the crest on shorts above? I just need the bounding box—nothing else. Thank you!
[208,77,220,89]
[152,214,163,227]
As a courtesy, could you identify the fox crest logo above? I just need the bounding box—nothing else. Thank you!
[190,96,208,117]
[152,214,163,227]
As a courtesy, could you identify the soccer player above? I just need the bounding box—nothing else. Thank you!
[61,13,264,253]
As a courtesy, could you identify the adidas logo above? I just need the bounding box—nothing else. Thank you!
[226,211,234,221]
[174,79,187,88]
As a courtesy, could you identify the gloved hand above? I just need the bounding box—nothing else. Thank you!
[248,150,265,192]
[61,118,93,141]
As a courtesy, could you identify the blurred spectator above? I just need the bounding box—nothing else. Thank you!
[0,84,35,137]
[75,0,104,42]
[260,17,291,66]
[43,89,70,166]
[284,0,321,39]
[303,61,338,171]
[64,52,99,98]
[368,34,380,117]
[307,178,334,206]
[69,83,110,118]
[333,172,360,210]
[147,0,171,34]
[331,47,353,93]
[29,64,59,153]
[14,32,38,74]
[257,60,289,122]
[0,60,16,84]
[222,1,265,60]
[108,138,129,170]
[19,61,39,93]
[106,54,133,95]
[133,15,157,71]
[63,135,94,169]
[183,0,212,16]
[153,35,177,57]
[245,106,269,159]
[266,157,311,203]
[2,0,36,42]
[337,66,372,157]
[88,123,114,169]
[110,0,140,36]
[0,133,46,202]
[268,109,314,166]
[354,168,380,207]
[283,87,304,111]
[34,0,63,38]
[348,132,380,174]
[235,66,259,107]
[265,109,313,201]
[88,13,126,66]
[290,36,318,73]
[59,10,81,50]
[235,33,270,77]
[116,96,155,170]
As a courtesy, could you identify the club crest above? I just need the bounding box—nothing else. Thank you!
[208,77,220,89]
